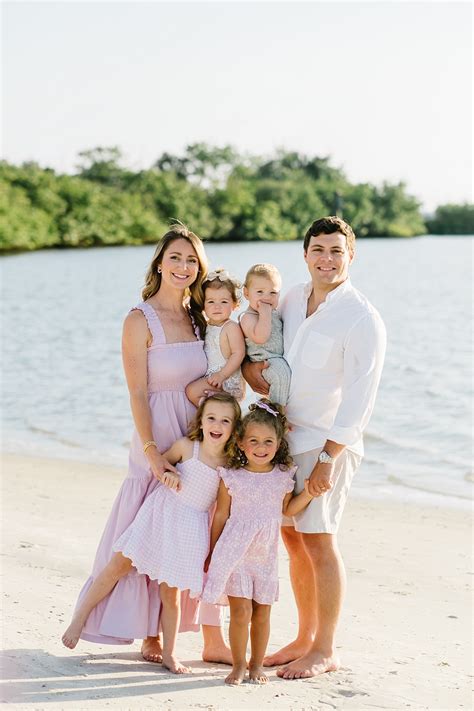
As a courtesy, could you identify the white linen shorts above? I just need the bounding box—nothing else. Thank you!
[282,447,362,534]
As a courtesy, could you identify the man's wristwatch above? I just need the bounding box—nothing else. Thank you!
[318,450,334,464]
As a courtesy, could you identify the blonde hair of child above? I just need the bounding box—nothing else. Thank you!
[243,263,281,288]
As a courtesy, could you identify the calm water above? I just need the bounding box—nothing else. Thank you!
[2,237,472,509]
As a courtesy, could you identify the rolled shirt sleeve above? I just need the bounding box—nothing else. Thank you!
[328,312,387,447]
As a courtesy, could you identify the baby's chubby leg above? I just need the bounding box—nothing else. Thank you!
[61,553,133,649]
[262,358,291,406]
[248,602,271,684]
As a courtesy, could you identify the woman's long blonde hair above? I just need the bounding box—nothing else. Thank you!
[142,222,208,338]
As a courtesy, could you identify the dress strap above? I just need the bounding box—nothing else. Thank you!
[131,302,166,346]
[193,440,200,460]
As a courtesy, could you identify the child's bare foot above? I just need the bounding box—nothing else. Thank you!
[61,617,85,649]
[248,664,268,684]
[141,636,163,663]
[161,652,191,674]
[225,664,247,685]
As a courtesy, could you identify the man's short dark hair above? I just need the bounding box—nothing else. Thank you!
[303,216,356,253]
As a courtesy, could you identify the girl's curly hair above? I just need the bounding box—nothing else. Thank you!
[226,399,293,470]
[187,392,241,466]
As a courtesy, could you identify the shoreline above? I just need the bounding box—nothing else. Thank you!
[2,445,470,512]
[1,453,472,709]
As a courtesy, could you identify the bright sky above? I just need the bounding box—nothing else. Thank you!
[2,1,472,211]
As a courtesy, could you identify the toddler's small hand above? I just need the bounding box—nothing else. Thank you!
[207,372,224,388]
[256,300,272,314]
[304,479,314,498]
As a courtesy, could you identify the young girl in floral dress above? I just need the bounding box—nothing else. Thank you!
[202,400,314,685]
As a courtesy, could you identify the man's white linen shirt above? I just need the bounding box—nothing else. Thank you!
[280,278,386,458]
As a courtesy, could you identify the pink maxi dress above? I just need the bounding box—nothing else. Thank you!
[77,301,220,644]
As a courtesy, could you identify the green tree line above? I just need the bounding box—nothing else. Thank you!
[0,144,471,251]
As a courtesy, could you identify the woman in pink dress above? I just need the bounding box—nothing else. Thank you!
[62,223,231,664]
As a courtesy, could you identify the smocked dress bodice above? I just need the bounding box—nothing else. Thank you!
[140,302,208,393]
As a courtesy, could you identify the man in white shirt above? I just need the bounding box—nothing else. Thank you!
[243,216,386,679]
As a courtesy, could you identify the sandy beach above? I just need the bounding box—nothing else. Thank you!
[1,453,471,710]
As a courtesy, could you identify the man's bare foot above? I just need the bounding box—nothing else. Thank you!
[277,651,340,679]
[202,642,233,666]
[61,617,85,649]
[141,636,163,663]
[248,664,268,684]
[263,640,311,667]
[161,652,191,675]
[225,664,247,685]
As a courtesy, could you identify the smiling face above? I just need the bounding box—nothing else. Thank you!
[159,238,200,291]
[238,421,279,472]
[243,275,281,311]
[200,401,236,447]
[304,232,353,291]
[204,286,236,326]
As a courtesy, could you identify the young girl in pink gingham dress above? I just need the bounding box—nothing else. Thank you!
[63,393,241,675]
[202,400,314,685]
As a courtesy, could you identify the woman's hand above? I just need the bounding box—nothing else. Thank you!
[147,449,181,491]
[241,360,270,396]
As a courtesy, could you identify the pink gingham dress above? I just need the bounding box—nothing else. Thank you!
[202,464,296,605]
[114,441,220,598]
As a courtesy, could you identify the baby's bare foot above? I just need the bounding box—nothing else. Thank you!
[161,652,191,675]
[225,664,247,685]
[248,664,268,684]
[61,618,85,649]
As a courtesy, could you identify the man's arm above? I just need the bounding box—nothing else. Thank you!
[308,312,386,498]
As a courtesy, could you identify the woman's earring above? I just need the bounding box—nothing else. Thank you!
[157,266,162,274]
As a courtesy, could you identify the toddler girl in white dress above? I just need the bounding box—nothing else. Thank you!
[186,269,245,405]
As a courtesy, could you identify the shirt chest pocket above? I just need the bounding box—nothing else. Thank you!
[301,331,335,369]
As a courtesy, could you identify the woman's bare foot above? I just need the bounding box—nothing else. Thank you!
[225,664,247,685]
[161,652,191,674]
[202,642,233,665]
[263,639,311,667]
[61,617,85,649]
[277,651,340,679]
[248,664,268,684]
[141,636,163,663]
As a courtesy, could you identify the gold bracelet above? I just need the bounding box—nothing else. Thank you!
[143,440,157,454]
